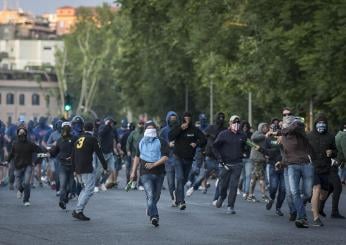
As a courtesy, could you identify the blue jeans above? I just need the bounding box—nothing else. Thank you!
[339,167,346,182]
[267,164,286,209]
[140,174,164,218]
[59,164,74,203]
[174,156,193,204]
[288,163,314,220]
[75,173,95,213]
[241,158,253,194]
[165,155,175,200]
[284,168,296,215]
[14,165,33,202]
[193,157,217,190]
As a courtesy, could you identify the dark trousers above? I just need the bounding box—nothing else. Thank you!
[218,163,243,208]
[174,156,192,204]
[320,170,343,215]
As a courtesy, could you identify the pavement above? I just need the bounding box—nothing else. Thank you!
[0,178,346,245]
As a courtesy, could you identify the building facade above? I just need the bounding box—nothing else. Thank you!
[0,71,60,123]
[0,39,63,70]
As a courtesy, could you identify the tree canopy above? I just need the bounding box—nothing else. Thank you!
[56,0,346,129]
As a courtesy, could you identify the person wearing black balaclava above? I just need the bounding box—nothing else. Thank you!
[317,119,345,219]
[160,111,179,206]
[7,127,44,206]
[50,122,77,210]
[169,112,207,210]
[186,112,226,199]
[308,114,337,226]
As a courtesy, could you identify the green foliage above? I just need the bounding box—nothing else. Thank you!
[58,1,346,128]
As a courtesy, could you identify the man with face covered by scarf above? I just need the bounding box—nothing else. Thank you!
[50,122,77,210]
[131,121,169,227]
[213,115,247,214]
[7,127,44,206]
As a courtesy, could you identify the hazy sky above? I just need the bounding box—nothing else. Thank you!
[3,0,115,14]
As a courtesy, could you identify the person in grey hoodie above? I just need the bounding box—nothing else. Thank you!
[247,123,270,203]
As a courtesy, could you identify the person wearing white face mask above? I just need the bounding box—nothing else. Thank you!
[130,121,169,227]
[213,115,247,214]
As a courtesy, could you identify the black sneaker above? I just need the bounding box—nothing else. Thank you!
[319,210,326,217]
[331,213,345,219]
[276,209,284,216]
[72,211,90,221]
[295,219,309,228]
[179,203,186,210]
[215,198,224,208]
[266,199,274,210]
[312,218,324,227]
[151,217,159,227]
[289,213,297,222]
[59,201,66,210]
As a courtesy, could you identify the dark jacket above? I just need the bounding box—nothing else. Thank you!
[213,129,247,164]
[98,124,114,154]
[240,121,252,158]
[8,128,44,169]
[169,122,207,160]
[50,136,77,167]
[263,136,282,164]
[204,114,227,159]
[307,116,336,175]
[72,132,106,174]
[281,120,313,165]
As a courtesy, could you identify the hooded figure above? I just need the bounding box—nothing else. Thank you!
[307,114,336,175]
[160,111,178,143]
[204,112,227,159]
[250,123,269,162]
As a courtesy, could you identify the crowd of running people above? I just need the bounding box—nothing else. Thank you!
[0,107,345,228]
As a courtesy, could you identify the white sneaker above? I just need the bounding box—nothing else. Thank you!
[186,187,194,197]
[185,181,192,188]
[215,179,219,187]
[17,191,23,199]
[138,186,145,191]
[242,193,247,198]
[212,200,217,206]
[198,186,206,191]
[100,184,107,192]
[24,202,30,207]
[94,187,99,193]
[237,189,241,195]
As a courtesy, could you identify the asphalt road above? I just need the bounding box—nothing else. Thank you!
[0,177,346,245]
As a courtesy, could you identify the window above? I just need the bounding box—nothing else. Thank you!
[6,93,14,105]
[32,93,40,105]
[19,94,25,105]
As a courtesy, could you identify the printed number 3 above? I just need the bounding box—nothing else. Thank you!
[76,137,85,149]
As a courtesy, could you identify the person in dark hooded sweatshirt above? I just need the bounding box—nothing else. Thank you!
[169,112,207,210]
[160,111,179,206]
[186,112,226,198]
[50,122,77,210]
[319,122,346,219]
[308,114,337,226]
[7,126,44,206]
